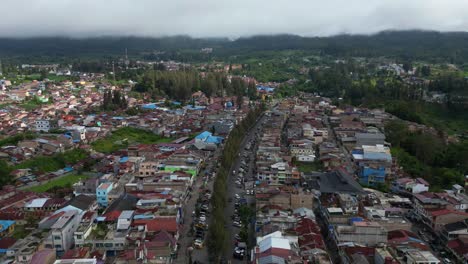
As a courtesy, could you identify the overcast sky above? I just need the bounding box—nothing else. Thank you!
[2,0,468,38]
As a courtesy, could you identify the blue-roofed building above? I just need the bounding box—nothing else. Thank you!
[141,103,158,110]
[195,131,212,141]
[256,85,275,93]
[194,131,224,150]
[0,220,15,237]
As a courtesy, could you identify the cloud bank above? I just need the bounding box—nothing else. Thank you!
[1,0,468,38]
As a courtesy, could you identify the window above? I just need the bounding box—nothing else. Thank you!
[54,236,61,240]
[76,235,82,239]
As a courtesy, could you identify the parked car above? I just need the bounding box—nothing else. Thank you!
[194,239,204,249]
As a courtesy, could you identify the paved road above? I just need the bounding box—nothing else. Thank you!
[223,113,267,263]
[175,148,221,264]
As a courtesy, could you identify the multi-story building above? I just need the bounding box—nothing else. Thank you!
[45,210,82,252]
[96,183,113,207]
[34,119,58,132]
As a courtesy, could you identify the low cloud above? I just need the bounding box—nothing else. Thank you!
[1,0,467,38]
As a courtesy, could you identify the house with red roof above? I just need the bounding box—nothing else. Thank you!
[424,209,468,233]
[132,217,179,239]
[447,237,468,263]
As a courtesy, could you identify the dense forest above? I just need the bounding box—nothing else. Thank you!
[134,70,256,101]
[385,120,468,190]
[1,31,468,63]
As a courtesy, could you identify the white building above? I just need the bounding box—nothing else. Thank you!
[117,210,134,230]
[46,210,82,252]
[405,251,440,264]
[34,119,58,132]
[290,139,316,162]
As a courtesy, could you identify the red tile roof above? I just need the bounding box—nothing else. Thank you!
[430,209,468,217]
[133,217,178,233]
[0,237,16,249]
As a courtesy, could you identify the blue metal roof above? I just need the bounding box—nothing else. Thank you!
[206,135,223,144]
[195,131,212,140]
[0,220,15,233]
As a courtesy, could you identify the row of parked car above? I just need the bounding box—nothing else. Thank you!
[192,190,212,249]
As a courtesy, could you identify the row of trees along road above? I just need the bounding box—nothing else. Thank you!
[207,104,265,262]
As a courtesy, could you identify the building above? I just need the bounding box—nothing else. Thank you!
[193,131,223,150]
[355,132,385,148]
[45,210,82,252]
[353,145,392,185]
[405,251,440,264]
[31,249,56,264]
[96,183,113,207]
[54,259,97,264]
[289,139,316,162]
[0,220,15,237]
[117,210,134,230]
[391,178,429,194]
[34,119,58,132]
[333,221,388,247]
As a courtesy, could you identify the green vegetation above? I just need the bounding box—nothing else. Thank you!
[14,148,88,173]
[294,160,323,173]
[102,89,127,111]
[90,223,109,239]
[26,174,89,193]
[0,149,88,188]
[19,96,52,111]
[91,127,173,153]
[0,133,36,147]
[386,120,467,190]
[208,104,264,261]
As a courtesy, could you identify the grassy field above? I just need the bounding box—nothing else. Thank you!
[92,127,173,153]
[26,174,89,193]
[295,161,323,173]
[14,149,88,173]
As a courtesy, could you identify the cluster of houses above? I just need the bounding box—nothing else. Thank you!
[0,76,262,263]
[248,96,468,264]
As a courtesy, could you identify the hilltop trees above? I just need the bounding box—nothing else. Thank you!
[102,89,127,111]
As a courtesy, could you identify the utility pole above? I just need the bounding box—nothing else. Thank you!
[112,61,116,84]
[125,48,129,70]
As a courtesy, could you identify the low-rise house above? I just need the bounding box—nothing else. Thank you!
[0,220,15,237]
[289,139,316,162]
[405,250,440,264]
[7,236,42,264]
[24,198,66,212]
[333,221,388,247]
[440,220,468,241]
[251,231,301,264]
[30,249,56,264]
[391,178,429,194]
